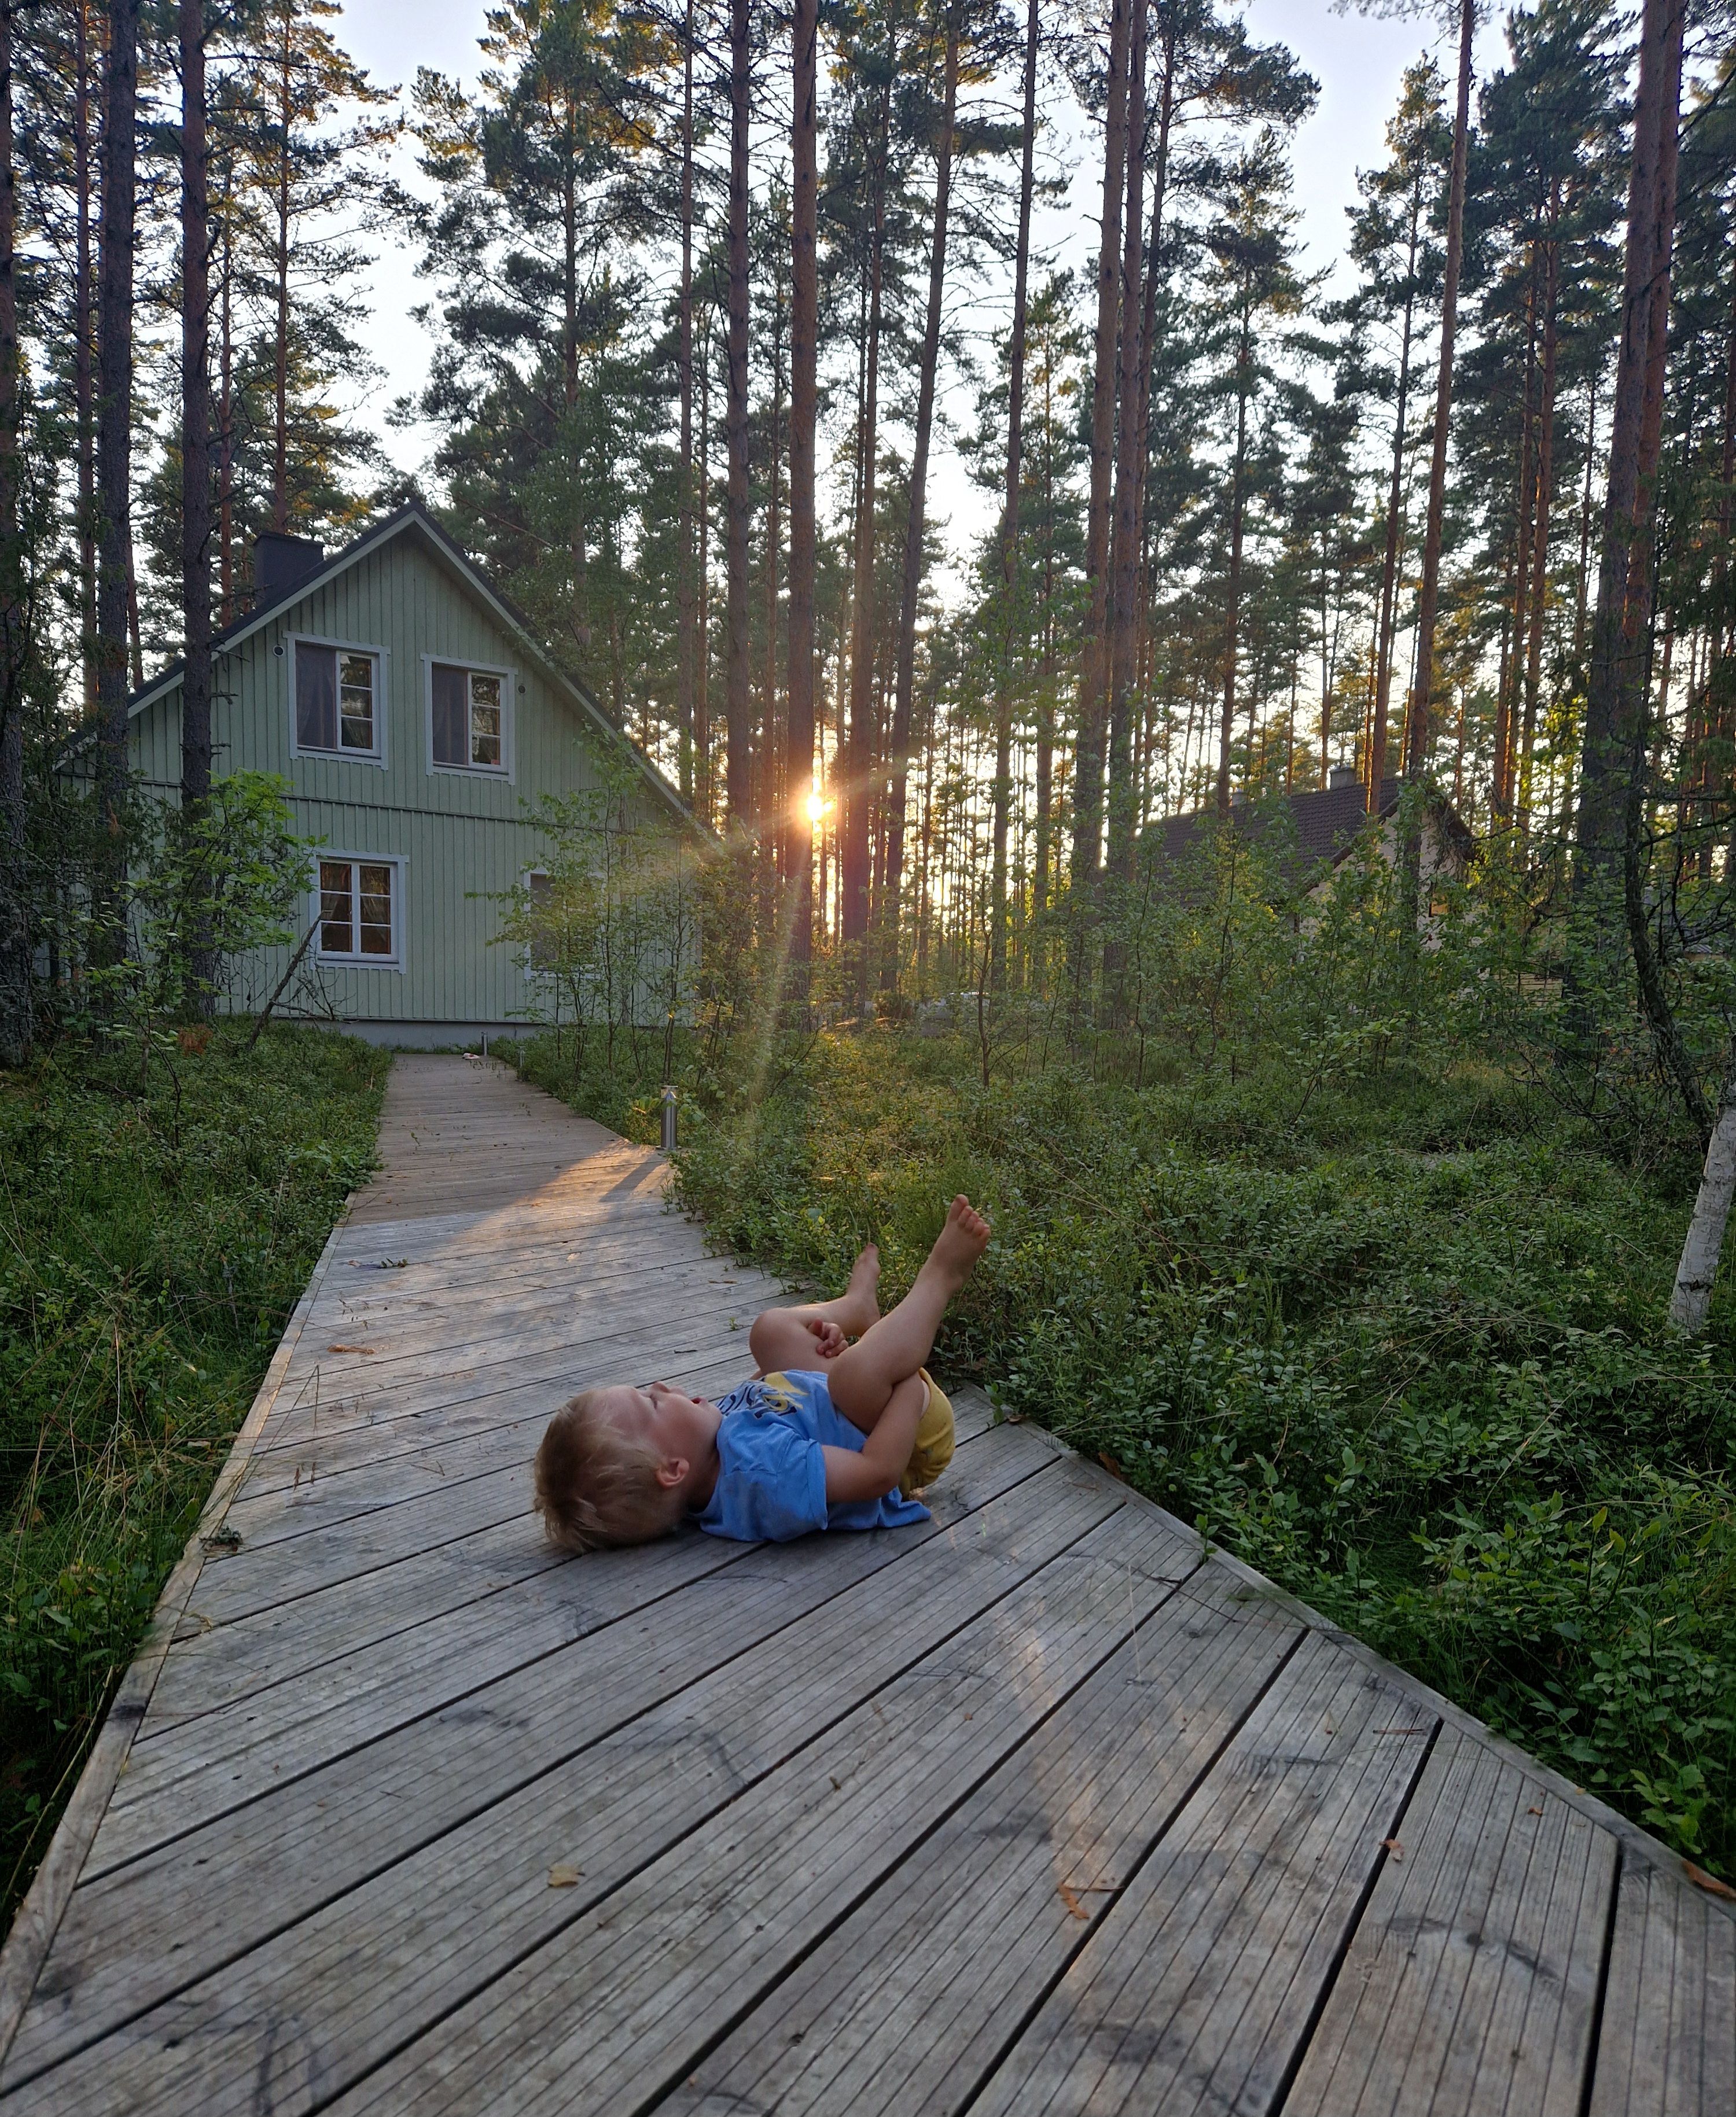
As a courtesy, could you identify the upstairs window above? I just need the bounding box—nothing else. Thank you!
[293,640,384,760]
[431,660,512,774]
[318,856,402,965]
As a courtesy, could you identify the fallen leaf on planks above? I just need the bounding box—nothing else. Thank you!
[1684,1861,1736,1901]
[1058,1883,1090,1921]
[327,1344,377,1355]
[1380,1839,1404,1861]
[547,1864,584,1888]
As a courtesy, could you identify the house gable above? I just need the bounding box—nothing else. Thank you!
[124,506,697,837]
[116,508,704,1038]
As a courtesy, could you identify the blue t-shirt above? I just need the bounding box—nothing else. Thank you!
[693,1369,931,1543]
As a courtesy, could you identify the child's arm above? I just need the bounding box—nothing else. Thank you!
[821,1372,925,1505]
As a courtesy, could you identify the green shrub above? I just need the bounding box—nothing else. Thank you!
[0,1025,387,1923]
[667,1030,1736,1875]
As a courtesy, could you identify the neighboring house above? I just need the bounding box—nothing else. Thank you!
[1146,764,1474,910]
[101,503,705,1045]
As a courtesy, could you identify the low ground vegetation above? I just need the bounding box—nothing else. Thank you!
[0,1027,387,1925]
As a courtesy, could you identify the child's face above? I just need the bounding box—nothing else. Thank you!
[602,1379,722,1486]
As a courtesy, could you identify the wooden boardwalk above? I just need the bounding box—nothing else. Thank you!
[1,1054,1730,2116]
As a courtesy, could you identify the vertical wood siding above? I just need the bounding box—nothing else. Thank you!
[127,532,680,1028]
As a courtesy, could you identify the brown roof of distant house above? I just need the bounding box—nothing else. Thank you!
[1146,776,1472,885]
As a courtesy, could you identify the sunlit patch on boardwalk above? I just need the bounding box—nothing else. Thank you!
[1,1055,1729,2115]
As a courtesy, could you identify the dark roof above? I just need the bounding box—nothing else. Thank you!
[1146,776,1472,886]
[67,502,706,839]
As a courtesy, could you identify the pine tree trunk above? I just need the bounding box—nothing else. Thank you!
[0,0,31,1064]
[75,0,97,709]
[1577,0,1685,886]
[1105,0,1147,896]
[676,0,696,808]
[1402,0,1474,779]
[1216,306,1252,817]
[843,78,891,956]
[787,0,818,962]
[1070,0,1132,896]
[886,20,958,989]
[1495,259,1543,822]
[1518,186,1561,846]
[271,26,290,530]
[94,0,140,948]
[723,0,752,827]
[1367,173,1421,811]
[761,248,784,846]
[990,0,1038,997]
[1128,20,1173,775]
[181,0,215,1015]
[697,315,711,817]
[1617,0,1702,1139]
[218,211,233,624]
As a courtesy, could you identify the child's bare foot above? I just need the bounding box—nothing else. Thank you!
[836,1244,881,1337]
[925,1197,990,1291]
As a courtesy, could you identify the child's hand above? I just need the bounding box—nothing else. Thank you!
[804,1317,847,1360]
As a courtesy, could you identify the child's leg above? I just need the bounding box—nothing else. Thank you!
[825,1198,989,1434]
[747,1245,881,1376]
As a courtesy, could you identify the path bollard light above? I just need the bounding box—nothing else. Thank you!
[661,1084,678,1153]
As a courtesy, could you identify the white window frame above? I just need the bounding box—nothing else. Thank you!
[287,634,389,767]
[424,654,516,780]
[310,851,407,971]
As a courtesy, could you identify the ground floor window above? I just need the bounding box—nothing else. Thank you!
[318,856,401,964]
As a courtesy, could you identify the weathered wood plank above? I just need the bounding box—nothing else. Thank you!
[1588,1854,1736,2117]
[96,1403,1004,1873]
[320,1494,1201,2117]
[278,1246,757,1350]
[252,1303,759,1457]
[237,1295,787,1501]
[223,1327,752,1545]
[965,1629,1437,2117]
[258,1275,756,1399]
[653,1563,1302,2117]
[129,1386,996,1754]
[2,1430,1078,2094]
[272,1250,770,1373]
[1283,1721,1617,2117]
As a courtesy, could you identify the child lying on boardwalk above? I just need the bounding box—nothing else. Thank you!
[534,1196,991,1551]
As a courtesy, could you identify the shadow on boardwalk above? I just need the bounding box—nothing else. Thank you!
[1,1054,1730,2114]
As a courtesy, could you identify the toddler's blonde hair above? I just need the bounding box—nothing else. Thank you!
[533,1389,686,1552]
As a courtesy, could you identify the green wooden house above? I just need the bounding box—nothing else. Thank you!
[118,503,704,1045]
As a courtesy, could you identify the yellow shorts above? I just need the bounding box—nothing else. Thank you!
[900,1368,955,1497]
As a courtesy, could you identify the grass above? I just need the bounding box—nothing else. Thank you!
[515,1021,1736,1879]
[0,1024,388,1927]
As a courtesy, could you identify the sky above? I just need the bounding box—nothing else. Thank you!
[336,0,1511,579]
